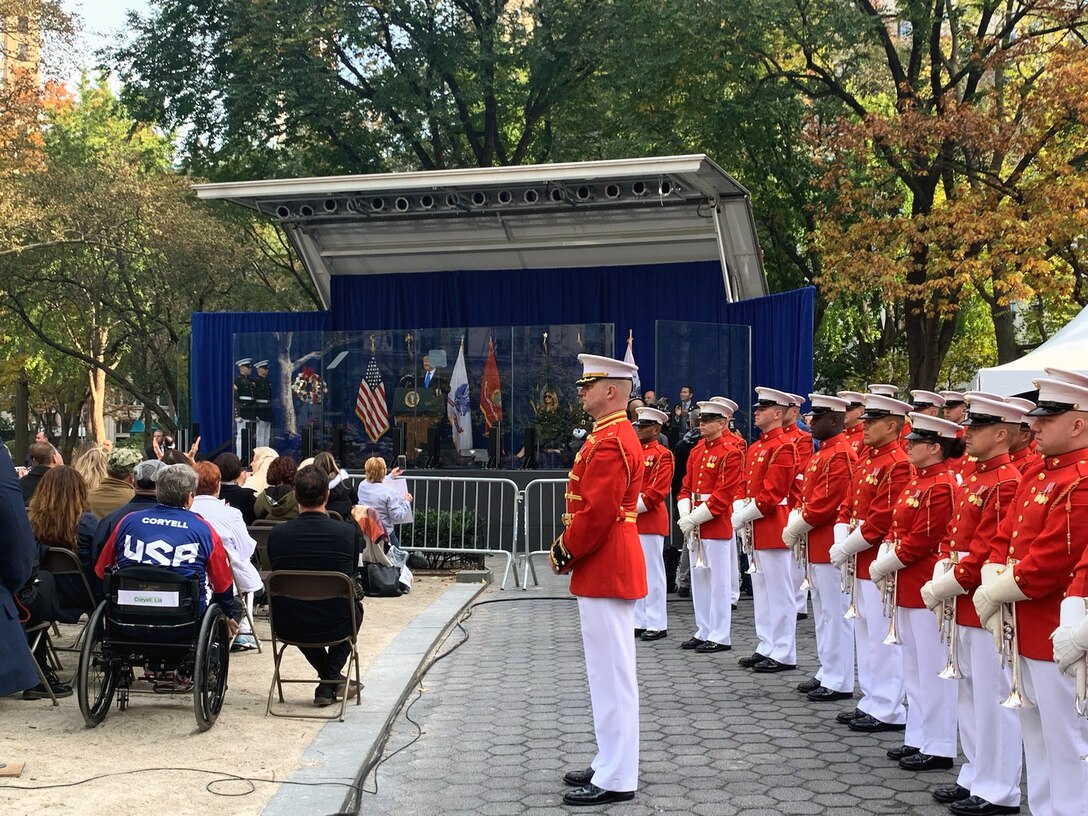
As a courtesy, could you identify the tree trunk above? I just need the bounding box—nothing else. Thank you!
[991,300,1019,364]
[277,332,298,437]
[15,369,29,465]
[87,365,107,444]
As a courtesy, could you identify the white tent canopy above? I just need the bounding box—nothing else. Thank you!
[974,304,1088,395]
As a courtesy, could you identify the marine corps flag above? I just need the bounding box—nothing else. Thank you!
[480,337,503,430]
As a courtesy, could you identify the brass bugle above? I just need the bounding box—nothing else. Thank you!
[882,555,901,646]
[844,555,861,620]
[937,596,962,679]
[798,533,812,591]
[1000,560,1035,709]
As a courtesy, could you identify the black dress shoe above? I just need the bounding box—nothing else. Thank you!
[680,637,705,650]
[848,714,906,732]
[807,687,854,702]
[737,652,767,668]
[634,628,646,639]
[695,641,731,653]
[886,744,920,761]
[563,768,594,787]
[753,658,797,673]
[933,784,972,804]
[796,677,821,693]
[640,629,667,641]
[949,795,1021,815]
[563,783,635,806]
[835,707,864,724]
[676,586,691,598]
[797,612,809,620]
[899,752,953,771]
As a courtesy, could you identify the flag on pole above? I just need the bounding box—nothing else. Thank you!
[480,337,503,429]
[625,331,642,398]
[447,338,473,453]
[355,356,390,442]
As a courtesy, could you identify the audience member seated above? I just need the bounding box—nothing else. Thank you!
[27,466,99,621]
[314,452,356,518]
[95,464,239,638]
[356,457,413,547]
[87,447,140,518]
[72,444,107,494]
[190,461,262,651]
[254,456,299,521]
[2,444,49,699]
[267,465,364,707]
[246,446,279,494]
[92,459,166,579]
[215,453,256,524]
[21,441,61,505]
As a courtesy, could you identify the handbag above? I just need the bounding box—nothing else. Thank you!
[360,562,403,597]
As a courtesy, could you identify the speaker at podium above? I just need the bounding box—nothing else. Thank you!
[393,386,442,416]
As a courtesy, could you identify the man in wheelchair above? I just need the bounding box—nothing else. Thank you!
[83,463,239,729]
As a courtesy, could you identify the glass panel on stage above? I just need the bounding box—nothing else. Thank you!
[654,320,752,443]
[228,323,613,471]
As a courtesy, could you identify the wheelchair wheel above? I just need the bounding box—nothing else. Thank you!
[193,604,230,732]
[77,602,117,728]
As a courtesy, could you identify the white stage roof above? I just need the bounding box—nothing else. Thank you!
[975,303,1088,394]
[194,155,767,309]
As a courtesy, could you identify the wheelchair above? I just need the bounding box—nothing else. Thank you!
[75,565,231,731]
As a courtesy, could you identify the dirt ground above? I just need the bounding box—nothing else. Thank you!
[0,576,456,816]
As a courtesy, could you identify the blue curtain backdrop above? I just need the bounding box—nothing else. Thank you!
[190,262,814,455]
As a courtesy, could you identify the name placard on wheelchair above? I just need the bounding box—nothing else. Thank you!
[117,589,181,608]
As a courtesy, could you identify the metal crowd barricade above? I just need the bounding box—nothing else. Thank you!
[392,475,521,589]
[521,478,569,588]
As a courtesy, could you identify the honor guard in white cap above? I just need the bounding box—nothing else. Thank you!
[909,390,946,416]
[838,391,868,457]
[711,397,746,453]
[781,391,813,617]
[253,360,272,448]
[632,407,674,642]
[1004,396,1041,472]
[828,393,914,733]
[940,391,967,425]
[553,353,645,806]
[920,394,1026,813]
[732,387,799,672]
[784,394,859,702]
[869,413,962,772]
[974,375,1088,816]
[234,358,256,458]
[676,399,743,653]
[869,383,901,397]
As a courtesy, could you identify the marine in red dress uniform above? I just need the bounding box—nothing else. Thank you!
[676,399,743,653]
[633,407,674,640]
[921,394,1026,813]
[973,376,1088,816]
[782,394,857,701]
[838,390,868,458]
[732,388,798,672]
[550,354,644,806]
[869,413,961,770]
[829,392,915,732]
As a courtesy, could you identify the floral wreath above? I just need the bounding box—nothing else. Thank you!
[291,366,328,405]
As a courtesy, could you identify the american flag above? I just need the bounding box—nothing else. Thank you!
[355,356,390,442]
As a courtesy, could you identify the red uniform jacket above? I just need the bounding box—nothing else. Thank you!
[785,423,814,510]
[677,434,743,540]
[991,448,1088,660]
[1010,444,1040,474]
[843,423,866,458]
[839,439,914,579]
[944,454,1021,628]
[636,438,674,537]
[798,433,856,563]
[738,426,796,550]
[899,418,913,452]
[888,462,957,608]
[562,410,647,600]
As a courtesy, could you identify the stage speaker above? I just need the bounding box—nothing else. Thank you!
[301,426,314,459]
[391,425,405,458]
[335,426,347,463]
[487,423,501,468]
[522,427,537,470]
[242,425,254,464]
[425,425,442,468]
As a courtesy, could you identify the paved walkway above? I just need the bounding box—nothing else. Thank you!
[357,569,978,815]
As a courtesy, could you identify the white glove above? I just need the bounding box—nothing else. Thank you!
[840,523,872,557]
[1053,597,1088,675]
[677,498,692,517]
[921,568,967,611]
[637,495,648,514]
[867,546,907,585]
[833,522,849,546]
[782,508,810,548]
[828,542,849,569]
[679,503,713,536]
[677,513,694,536]
[730,499,763,531]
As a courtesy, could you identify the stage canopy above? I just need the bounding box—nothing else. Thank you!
[975,303,1088,394]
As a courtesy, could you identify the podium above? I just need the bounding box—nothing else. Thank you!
[394,387,443,465]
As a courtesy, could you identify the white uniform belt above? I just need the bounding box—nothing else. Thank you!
[238,396,254,401]
[778,497,788,505]
[256,399,270,404]
[696,493,713,501]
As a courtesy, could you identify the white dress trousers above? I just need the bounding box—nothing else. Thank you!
[955,625,1022,807]
[1018,656,1088,816]
[634,533,668,632]
[578,596,640,793]
[809,562,855,693]
[899,605,958,757]
[729,538,741,605]
[751,548,797,664]
[256,419,271,448]
[792,554,809,615]
[689,537,734,645]
[854,577,907,724]
[235,418,249,458]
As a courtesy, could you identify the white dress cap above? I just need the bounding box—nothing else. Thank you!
[1044,368,1088,389]
[837,391,866,407]
[634,406,669,426]
[576,353,638,385]
[709,397,739,416]
[254,359,270,368]
[962,394,1028,426]
[696,400,730,418]
[868,383,900,397]
[1027,377,1088,416]
[939,390,966,405]
[860,394,913,418]
[753,387,794,409]
[1004,396,1037,417]
[909,389,946,408]
[906,412,962,440]
[809,393,849,413]
[235,357,253,367]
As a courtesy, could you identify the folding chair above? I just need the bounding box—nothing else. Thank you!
[24,622,59,706]
[42,547,98,659]
[264,570,361,722]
